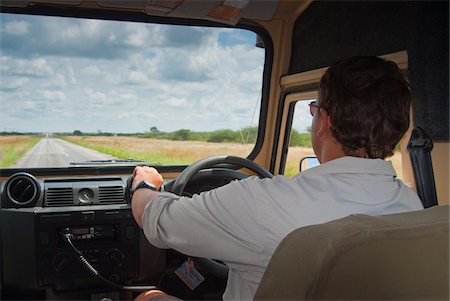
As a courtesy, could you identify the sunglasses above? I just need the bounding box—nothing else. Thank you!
[308,101,321,116]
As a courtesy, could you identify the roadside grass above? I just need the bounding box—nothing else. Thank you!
[285,147,316,176]
[0,136,42,168]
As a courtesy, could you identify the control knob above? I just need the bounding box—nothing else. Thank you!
[107,248,124,266]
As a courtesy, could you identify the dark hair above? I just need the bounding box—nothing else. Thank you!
[318,56,411,159]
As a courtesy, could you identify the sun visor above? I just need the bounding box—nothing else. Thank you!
[2,0,279,25]
[98,0,279,25]
[145,0,279,25]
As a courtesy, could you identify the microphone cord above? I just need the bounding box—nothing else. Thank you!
[62,229,156,292]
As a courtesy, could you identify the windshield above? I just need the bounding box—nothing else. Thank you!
[0,13,265,168]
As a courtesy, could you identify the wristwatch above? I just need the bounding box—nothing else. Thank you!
[131,180,159,195]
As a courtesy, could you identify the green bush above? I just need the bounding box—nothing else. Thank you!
[290,129,312,147]
[240,127,258,144]
[207,129,239,143]
[170,129,192,141]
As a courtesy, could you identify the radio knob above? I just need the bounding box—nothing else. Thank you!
[107,249,124,266]
[109,273,121,283]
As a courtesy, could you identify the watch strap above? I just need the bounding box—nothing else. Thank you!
[131,180,159,195]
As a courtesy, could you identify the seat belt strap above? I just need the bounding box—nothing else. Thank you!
[407,127,438,208]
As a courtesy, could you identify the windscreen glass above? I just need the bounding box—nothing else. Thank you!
[0,13,265,168]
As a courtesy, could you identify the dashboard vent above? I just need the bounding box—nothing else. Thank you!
[43,178,125,207]
[45,187,74,207]
[99,186,124,204]
[4,172,40,207]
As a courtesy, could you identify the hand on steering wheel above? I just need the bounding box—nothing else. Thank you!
[170,155,273,279]
[126,156,273,279]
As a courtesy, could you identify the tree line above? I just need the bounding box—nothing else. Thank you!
[139,126,311,147]
[69,127,312,147]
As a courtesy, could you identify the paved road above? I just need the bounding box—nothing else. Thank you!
[13,137,118,168]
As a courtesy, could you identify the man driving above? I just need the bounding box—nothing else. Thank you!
[130,56,423,300]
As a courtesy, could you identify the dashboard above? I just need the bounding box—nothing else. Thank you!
[0,167,241,300]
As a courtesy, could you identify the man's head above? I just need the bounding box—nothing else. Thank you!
[314,56,411,160]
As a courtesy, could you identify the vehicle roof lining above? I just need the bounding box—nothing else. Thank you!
[1,0,280,25]
[289,1,449,141]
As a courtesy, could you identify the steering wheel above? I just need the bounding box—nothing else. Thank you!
[170,155,274,279]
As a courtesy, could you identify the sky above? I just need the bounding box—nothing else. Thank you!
[0,12,311,134]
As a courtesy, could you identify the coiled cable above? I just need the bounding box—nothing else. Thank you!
[62,228,156,292]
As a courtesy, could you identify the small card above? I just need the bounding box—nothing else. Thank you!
[174,258,205,290]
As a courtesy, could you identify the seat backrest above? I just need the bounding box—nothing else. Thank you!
[254,206,449,300]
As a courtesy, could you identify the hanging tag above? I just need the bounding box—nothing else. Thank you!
[174,258,205,290]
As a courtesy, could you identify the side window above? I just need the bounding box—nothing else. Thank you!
[285,100,315,177]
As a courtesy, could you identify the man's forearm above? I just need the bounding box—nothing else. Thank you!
[130,166,164,228]
[131,189,160,228]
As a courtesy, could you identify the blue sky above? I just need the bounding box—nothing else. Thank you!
[0,13,311,134]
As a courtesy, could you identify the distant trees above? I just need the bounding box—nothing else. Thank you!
[207,129,238,143]
[66,127,312,147]
[289,129,312,147]
[172,129,191,141]
[136,126,311,146]
[69,130,113,136]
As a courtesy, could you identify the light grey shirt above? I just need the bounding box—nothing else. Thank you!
[141,156,423,300]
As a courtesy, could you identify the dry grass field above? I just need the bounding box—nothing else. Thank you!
[63,136,254,164]
[63,136,403,179]
[0,135,41,167]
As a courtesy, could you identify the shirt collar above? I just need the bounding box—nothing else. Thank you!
[299,156,397,177]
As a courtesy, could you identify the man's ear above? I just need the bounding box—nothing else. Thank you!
[317,108,332,135]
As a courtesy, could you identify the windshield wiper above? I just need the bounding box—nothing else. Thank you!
[70,159,161,166]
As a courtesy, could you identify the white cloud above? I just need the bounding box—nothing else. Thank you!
[4,57,53,77]
[4,20,29,35]
[32,58,52,74]
[65,60,77,84]
[112,91,137,102]
[127,71,149,85]
[41,90,67,102]
[86,89,108,104]
[83,65,102,76]
[1,77,29,90]
[164,96,190,108]
[125,26,153,47]
[49,73,68,88]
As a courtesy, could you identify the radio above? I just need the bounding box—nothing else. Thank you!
[2,204,140,291]
[60,225,116,241]
[37,208,139,291]
[2,206,140,292]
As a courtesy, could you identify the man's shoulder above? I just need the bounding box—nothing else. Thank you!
[298,156,395,177]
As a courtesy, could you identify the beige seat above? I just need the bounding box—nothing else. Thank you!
[254,206,449,300]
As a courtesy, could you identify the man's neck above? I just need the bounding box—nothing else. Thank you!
[317,138,347,164]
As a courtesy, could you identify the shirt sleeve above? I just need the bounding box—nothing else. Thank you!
[141,177,265,266]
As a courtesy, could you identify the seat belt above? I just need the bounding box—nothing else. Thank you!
[407,127,438,208]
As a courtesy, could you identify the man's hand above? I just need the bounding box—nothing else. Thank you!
[135,289,182,301]
[132,166,164,191]
[131,166,164,228]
